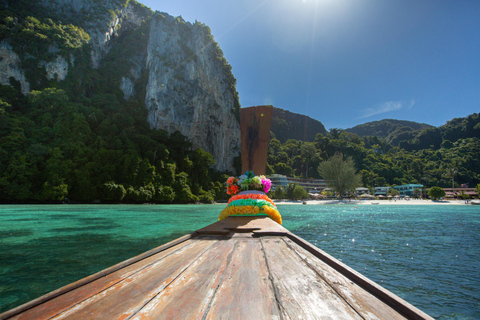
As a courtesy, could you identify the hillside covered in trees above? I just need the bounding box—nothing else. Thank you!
[0,0,235,203]
[345,119,433,146]
[1,0,479,204]
[267,113,480,189]
[270,107,328,143]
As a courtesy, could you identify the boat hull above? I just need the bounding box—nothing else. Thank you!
[0,217,433,320]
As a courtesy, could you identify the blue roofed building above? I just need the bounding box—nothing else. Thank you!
[393,184,423,196]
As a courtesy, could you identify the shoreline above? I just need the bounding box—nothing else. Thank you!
[273,199,478,206]
[0,199,477,206]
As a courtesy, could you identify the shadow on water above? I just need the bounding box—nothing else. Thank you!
[0,232,182,313]
[48,214,78,219]
[50,225,115,232]
[0,230,34,239]
[7,218,39,222]
[76,217,112,223]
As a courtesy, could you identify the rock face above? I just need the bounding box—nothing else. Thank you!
[145,13,240,172]
[40,54,71,81]
[2,0,241,172]
[39,0,149,68]
[0,41,30,94]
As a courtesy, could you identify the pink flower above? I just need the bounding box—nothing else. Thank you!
[262,178,272,193]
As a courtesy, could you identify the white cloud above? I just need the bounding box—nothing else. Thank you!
[359,100,415,119]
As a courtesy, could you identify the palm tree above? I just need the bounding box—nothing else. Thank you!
[445,167,457,198]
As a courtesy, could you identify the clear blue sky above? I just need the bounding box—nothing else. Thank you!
[139,0,480,130]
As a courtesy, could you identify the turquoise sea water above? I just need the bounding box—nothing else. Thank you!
[0,204,479,319]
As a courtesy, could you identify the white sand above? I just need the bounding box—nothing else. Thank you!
[273,199,477,206]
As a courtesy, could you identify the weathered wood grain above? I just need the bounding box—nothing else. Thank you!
[0,216,434,320]
[283,237,407,320]
[285,233,434,320]
[130,238,237,319]
[4,235,194,320]
[261,237,363,319]
[204,238,280,319]
[47,239,214,319]
[196,216,288,236]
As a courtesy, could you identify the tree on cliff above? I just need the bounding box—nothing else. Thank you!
[317,153,361,199]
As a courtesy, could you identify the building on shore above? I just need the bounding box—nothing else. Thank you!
[355,187,370,196]
[268,174,289,190]
[374,186,390,196]
[393,184,423,196]
[268,174,326,193]
[441,188,477,199]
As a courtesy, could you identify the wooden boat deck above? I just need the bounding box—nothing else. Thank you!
[0,217,432,320]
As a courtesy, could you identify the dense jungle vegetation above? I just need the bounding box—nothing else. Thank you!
[0,83,228,203]
[267,113,480,190]
[1,0,479,203]
[0,0,229,203]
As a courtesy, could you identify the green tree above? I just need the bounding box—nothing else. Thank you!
[300,143,316,178]
[444,167,457,191]
[198,189,215,203]
[293,184,309,200]
[42,182,68,201]
[457,191,470,200]
[428,186,446,200]
[174,172,198,203]
[317,153,361,199]
[273,162,293,176]
[388,188,400,197]
[0,152,33,200]
[322,189,335,198]
[360,169,378,189]
[286,183,298,200]
[187,148,215,187]
[270,186,286,199]
[103,181,126,201]
[375,176,387,186]
[153,184,175,203]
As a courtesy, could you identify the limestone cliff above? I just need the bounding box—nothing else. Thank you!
[0,0,240,172]
[37,0,151,68]
[0,41,30,94]
[145,13,240,172]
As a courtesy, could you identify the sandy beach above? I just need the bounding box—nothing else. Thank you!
[274,199,478,206]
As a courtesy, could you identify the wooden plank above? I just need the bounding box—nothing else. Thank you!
[283,237,407,320]
[1,217,434,320]
[130,238,237,319]
[286,233,434,320]
[196,216,288,236]
[204,238,280,319]
[2,234,195,320]
[47,239,215,319]
[261,237,363,319]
